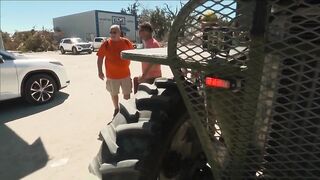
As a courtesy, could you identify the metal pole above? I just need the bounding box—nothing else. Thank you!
[0,31,5,50]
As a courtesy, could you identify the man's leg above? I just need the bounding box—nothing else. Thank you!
[111,95,119,109]
[111,95,119,117]
[145,77,156,84]
[121,77,132,100]
[106,78,121,117]
[123,94,130,100]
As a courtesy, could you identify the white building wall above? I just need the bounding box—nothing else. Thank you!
[53,11,97,41]
[53,10,137,42]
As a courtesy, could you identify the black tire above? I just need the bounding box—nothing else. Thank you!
[24,74,57,104]
[60,47,65,54]
[88,50,92,54]
[90,78,211,180]
[72,47,79,55]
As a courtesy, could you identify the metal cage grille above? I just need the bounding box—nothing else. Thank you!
[167,0,320,179]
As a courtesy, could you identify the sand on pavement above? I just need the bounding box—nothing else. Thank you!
[0,51,172,180]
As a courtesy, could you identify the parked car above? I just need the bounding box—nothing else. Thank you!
[59,38,93,55]
[0,50,69,104]
[91,37,107,51]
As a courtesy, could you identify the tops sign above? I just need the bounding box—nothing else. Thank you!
[112,16,126,25]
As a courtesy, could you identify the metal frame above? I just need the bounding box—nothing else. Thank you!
[122,0,320,178]
[166,0,268,178]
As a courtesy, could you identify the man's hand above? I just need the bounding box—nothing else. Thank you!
[138,76,145,83]
[98,72,105,80]
[140,64,154,83]
[97,56,105,80]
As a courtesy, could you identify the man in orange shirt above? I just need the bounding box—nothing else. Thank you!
[138,22,161,84]
[97,25,134,117]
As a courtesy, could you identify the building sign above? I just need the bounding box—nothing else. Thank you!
[112,16,126,25]
[99,18,111,22]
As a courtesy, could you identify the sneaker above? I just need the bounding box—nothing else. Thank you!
[113,108,119,117]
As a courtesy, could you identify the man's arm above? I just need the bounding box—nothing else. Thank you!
[97,41,108,80]
[139,40,160,82]
[97,56,105,80]
[141,63,154,79]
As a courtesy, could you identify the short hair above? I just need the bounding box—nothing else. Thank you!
[110,25,121,32]
[139,22,153,33]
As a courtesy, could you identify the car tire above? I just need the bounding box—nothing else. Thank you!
[24,74,57,105]
[72,47,79,55]
[60,47,66,54]
[88,50,92,54]
[89,78,210,180]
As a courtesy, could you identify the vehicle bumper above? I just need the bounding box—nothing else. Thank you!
[55,65,70,90]
[60,80,70,89]
[76,47,93,52]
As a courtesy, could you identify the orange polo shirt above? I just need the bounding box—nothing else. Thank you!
[97,38,134,79]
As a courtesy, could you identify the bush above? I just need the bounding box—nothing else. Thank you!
[2,29,59,52]
[1,31,18,50]
[23,33,43,52]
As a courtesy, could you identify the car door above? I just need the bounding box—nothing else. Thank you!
[64,39,72,51]
[94,38,103,49]
[0,51,19,101]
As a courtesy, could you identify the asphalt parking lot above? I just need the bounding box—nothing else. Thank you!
[0,51,173,180]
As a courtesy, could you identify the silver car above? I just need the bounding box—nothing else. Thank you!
[0,50,69,104]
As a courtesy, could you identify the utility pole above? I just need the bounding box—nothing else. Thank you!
[0,31,4,50]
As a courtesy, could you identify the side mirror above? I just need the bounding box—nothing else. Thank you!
[0,55,4,63]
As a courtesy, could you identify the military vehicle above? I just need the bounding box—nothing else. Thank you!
[90,0,320,179]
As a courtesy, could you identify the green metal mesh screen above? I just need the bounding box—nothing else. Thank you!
[167,0,320,179]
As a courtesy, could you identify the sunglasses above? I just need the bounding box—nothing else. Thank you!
[139,29,148,32]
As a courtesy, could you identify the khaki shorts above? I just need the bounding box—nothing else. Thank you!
[106,77,132,96]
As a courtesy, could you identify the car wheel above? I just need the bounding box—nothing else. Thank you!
[60,47,65,54]
[72,47,79,55]
[24,74,57,104]
[88,50,92,54]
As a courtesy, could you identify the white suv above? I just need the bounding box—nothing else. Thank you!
[91,37,107,51]
[0,50,69,104]
[59,38,93,55]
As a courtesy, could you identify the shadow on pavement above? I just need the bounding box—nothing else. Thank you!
[0,125,49,180]
[0,92,69,124]
[0,92,69,179]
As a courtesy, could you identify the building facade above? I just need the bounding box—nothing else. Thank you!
[53,10,137,42]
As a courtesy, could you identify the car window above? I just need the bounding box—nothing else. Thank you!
[72,38,85,43]
[0,50,15,60]
[64,39,71,44]
[95,38,102,42]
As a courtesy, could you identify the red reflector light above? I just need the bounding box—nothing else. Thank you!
[205,77,230,89]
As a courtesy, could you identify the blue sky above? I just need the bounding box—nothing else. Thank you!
[0,0,185,34]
